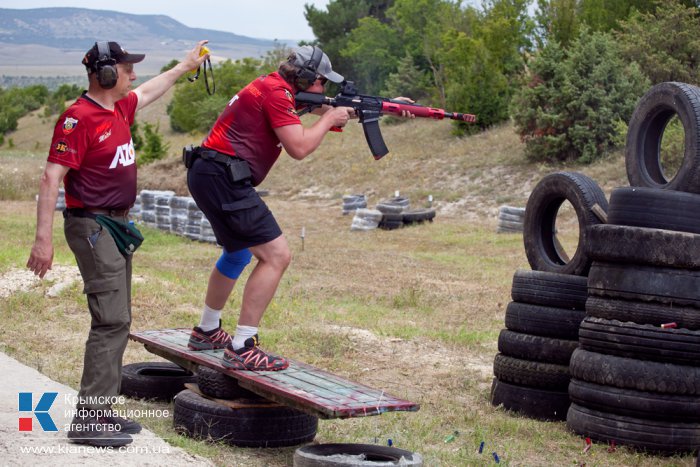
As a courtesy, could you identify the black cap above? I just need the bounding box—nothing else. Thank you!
[82,41,145,71]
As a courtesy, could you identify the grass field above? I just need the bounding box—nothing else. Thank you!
[0,99,695,466]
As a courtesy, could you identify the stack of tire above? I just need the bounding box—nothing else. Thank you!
[342,194,367,215]
[174,366,318,448]
[55,188,66,211]
[496,205,525,233]
[139,190,174,228]
[566,82,700,454]
[491,171,608,421]
[199,217,217,244]
[168,196,190,236]
[350,208,383,231]
[184,198,203,241]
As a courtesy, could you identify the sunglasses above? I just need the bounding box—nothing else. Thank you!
[316,76,328,85]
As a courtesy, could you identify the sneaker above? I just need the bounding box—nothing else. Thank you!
[223,335,289,371]
[67,413,132,447]
[188,321,232,350]
[104,411,142,434]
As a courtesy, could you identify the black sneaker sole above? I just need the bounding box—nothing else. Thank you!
[67,434,133,447]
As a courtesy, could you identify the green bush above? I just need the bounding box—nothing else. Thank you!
[512,28,649,163]
[168,58,268,133]
[137,122,170,166]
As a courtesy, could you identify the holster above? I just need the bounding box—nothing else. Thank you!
[182,144,198,169]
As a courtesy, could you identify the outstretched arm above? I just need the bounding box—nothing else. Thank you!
[134,40,210,110]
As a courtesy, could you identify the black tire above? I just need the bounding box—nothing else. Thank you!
[586,296,700,330]
[511,269,588,310]
[569,379,700,422]
[499,205,526,216]
[586,224,700,269]
[381,212,403,222]
[588,261,700,308]
[567,403,700,454]
[498,212,525,223]
[579,317,700,365]
[493,354,570,390]
[376,203,404,214]
[293,443,423,466]
[120,362,196,401]
[569,348,700,395]
[625,82,700,193]
[497,329,579,365]
[505,301,586,340]
[173,389,318,448]
[197,366,259,400]
[523,172,608,276]
[607,186,700,234]
[490,378,569,421]
[402,208,436,223]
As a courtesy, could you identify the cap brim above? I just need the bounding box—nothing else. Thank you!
[119,53,145,64]
[323,70,344,84]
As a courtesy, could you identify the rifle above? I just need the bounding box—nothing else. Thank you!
[295,81,476,160]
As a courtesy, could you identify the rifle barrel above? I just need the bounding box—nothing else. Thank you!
[381,102,476,122]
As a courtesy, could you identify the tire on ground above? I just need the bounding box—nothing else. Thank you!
[567,403,700,454]
[625,81,700,193]
[120,362,196,401]
[490,378,569,421]
[173,389,318,448]
[293,443,423,467]
[569,379,700,422]
[523,172,608,276]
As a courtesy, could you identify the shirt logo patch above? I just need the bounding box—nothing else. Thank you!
[286,107,297,116]
[109,139,136,169]
[284,90,293,102]
[98,129,112,143]
[248,85,262,98]
[62,117,78,135]
[54,141,69,154]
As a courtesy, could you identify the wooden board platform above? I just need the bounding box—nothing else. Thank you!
[129,328,419,420]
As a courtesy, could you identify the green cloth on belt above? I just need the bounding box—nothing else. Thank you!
[95,215,144,256]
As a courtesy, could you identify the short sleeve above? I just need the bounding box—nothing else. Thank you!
[263,88,302,129]
[47,112,90,169]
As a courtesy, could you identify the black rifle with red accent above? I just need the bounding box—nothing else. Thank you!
[295,81,476,160]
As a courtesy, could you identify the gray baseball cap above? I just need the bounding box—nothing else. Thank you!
[293,45,344,84]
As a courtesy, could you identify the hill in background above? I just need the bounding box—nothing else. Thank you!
[0,7,284,81]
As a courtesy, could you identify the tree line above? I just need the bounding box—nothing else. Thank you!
[3,0,699,165]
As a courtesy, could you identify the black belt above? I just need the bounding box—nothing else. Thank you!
[198,149,252,182]
[199,150,238,165]
[64,207,129,218]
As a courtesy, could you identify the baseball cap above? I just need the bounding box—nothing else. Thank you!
[293,45,344,84]
[82,41,145,71]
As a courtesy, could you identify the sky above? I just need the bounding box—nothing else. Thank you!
[0,1,333,41]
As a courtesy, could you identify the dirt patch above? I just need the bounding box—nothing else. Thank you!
[0,265,81,298]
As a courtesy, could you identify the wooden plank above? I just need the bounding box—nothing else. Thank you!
[130,328,420,419]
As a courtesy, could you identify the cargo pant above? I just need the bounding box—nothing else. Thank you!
[64,213,132,410]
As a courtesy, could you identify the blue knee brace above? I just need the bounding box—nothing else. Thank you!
[215,248,252,279]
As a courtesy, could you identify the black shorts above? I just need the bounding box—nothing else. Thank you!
[187,157,281,252]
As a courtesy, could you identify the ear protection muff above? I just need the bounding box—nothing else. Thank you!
[94,41,118,90]
[294,46,323,91]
